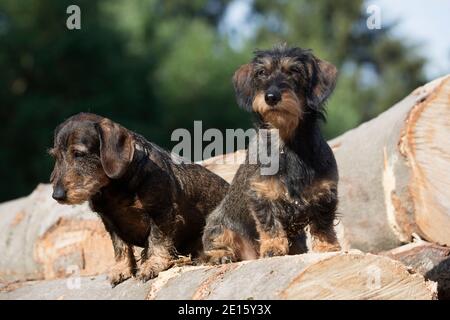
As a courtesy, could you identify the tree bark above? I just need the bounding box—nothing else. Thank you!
[0,252,437,300]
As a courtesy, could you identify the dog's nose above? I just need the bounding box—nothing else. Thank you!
[265,89,281,106]
[52,186,67,201]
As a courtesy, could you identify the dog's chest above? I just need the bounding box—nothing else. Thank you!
[92,194,150,247]
[263,151,316,230]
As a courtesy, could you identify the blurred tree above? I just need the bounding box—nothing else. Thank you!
[0,0,157,201]
[0,0,427,201]
[250,0,426,136]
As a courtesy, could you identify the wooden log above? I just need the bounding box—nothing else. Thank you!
[199,149,246,184]
[331,75,450,252]
[382,240,450,300]
[0,252,437,300]
[0,184,114,283]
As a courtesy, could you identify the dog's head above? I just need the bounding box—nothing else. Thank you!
[233,44,337,140]
[49,113,135,205]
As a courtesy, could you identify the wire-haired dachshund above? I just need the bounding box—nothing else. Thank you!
[202,44,341,264]
[49,113,229,286]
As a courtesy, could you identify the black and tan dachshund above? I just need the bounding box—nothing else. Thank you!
[202,44,341,264]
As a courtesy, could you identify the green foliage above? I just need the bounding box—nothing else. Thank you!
[0,0,427,201]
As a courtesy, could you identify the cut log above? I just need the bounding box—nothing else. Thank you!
[331,75,450,252]
[199,149,246,183]
[0,184,114,283]
[382,240,450,300]
[0,252,437,300]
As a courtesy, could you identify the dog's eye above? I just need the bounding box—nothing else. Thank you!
[289,66,301,74]
[256,69,267,77]
[73,151,86,158]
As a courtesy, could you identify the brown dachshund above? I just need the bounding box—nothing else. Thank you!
[49,113,229,286]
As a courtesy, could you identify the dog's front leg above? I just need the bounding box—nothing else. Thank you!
[304,180,341,252]
[138,218,176,281]
[99,215,137,287]
[249,196,289,258]
[108,233,137,286]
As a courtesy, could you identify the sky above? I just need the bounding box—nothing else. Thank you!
[223,0,450,80]
[370,0,450,79]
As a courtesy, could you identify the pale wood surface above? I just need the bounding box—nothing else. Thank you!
[0,252,437,300]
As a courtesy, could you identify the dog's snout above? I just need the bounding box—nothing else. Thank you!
[264,87,281,106]
[52,185,67,201]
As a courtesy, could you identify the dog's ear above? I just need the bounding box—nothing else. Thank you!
[232,63,255,111]
[96,118,135,179]
[308,58,338,108]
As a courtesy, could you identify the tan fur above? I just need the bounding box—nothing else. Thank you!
[313,59,338,101]
[206,228,257,262]
[250,209,289,257]
[304,179,341,252]
[258,228,289,257]
[233,64,253,85]
[310,230,341,252]
[132,198,144,210]
[204,249,236,264]
[302,179,337,206]
[259,236,289,257]
[70,144,88,153]
[252,91,302,141]
[63,168,109,205]
[108,246,136,287]
[280,57,298,72]
[108,259,134,286]
[255,56,273,71]
[251,177,288,201]
[138,245,174,281]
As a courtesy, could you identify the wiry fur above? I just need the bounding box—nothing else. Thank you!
[202,44,341,263]
[49,113,229,285]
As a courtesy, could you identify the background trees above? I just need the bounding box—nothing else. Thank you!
[0,0,428,201]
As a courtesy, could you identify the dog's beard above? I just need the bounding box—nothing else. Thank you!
[61,173,109,205]
[252,91,302,141]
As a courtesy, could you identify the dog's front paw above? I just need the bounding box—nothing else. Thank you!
[259,237,289,258]
[312,237,341,253]
[108,260,134,287]
[137,256,172,282]
[203,249,236,265]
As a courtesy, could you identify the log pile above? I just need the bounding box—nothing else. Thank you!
[0,252,437,300]
[382,240,450,300]
[0,75,449,300]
